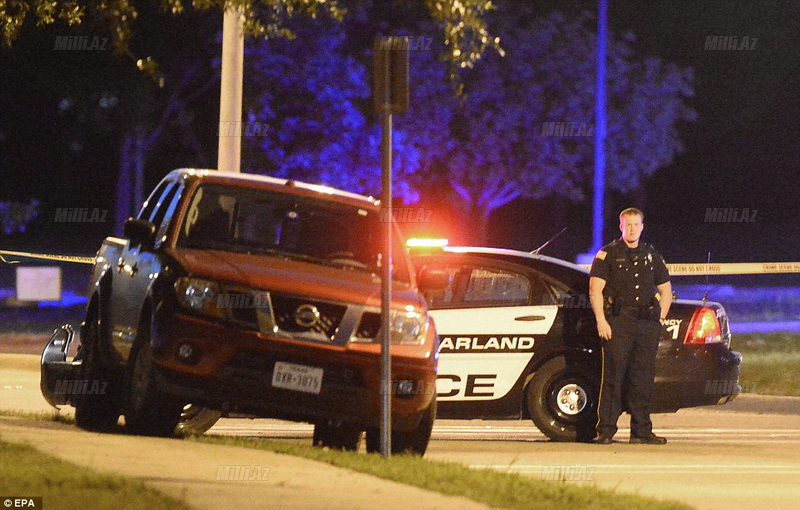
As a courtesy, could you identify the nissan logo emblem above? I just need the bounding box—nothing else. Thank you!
[294,304,320,328]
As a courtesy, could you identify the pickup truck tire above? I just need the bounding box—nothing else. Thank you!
[74,312,121,432]
[312,422,362,451]
[124,317,183,437]
[526,357,597,442]
[175,405,222,436]
[365,399,436,456]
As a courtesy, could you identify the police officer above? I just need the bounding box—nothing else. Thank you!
[589,208,672,444]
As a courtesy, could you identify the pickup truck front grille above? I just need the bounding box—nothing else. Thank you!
[271,294,347,341]
[355,311,381,340]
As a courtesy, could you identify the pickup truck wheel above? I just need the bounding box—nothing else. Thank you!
[365,399,436,456]
[74,313,121,432]
[124,322,183,437]
[175,404,222,436]
[312,422,362,451]
[526,357,597,442]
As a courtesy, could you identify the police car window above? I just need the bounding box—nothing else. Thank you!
[525,274,556,305]
[463,268,530,304]
[424,266,530,307]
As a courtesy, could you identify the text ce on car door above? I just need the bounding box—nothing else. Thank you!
[425,260,557,403]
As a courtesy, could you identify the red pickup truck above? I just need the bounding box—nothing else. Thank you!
[41,169,442,454]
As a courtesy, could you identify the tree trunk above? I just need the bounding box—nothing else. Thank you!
[464,202,492,246]
[115,132,135,236]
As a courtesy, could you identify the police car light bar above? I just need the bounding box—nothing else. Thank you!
[406,238,449,248]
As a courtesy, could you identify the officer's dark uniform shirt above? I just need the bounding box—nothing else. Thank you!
[589,239,670,309]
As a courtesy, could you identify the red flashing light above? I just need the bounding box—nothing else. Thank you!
[684,306,722,344]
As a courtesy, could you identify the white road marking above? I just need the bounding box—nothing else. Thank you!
[209,421,800,443]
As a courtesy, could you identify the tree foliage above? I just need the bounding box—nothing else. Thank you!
[0,0,498,76]
[430,9,696,235]
[0,200,39,235]
[241,6,695,241]
[243,17,423,201]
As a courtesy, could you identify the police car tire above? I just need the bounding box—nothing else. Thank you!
[312,422,362,451]
[526,357,597,442]
[74,309,122,432]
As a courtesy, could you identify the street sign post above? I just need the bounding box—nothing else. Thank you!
[373,36,409,458]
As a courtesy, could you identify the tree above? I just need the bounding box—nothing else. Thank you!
[0,0,499,75]
[403,9,696,242]
[42,8,222,234]
[242,16,423,202]
[0,200,39,235]
[241,6,695,243]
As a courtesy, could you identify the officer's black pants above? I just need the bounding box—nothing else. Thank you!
[596,308,662,439]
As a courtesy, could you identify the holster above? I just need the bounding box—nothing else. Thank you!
[637,297,661,321]
[603,295,621,317]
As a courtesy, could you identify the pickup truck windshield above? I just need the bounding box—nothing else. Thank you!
[177,184,410,282]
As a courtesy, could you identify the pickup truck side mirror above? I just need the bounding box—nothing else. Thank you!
[416,266,449,293]
[123,218,157,250]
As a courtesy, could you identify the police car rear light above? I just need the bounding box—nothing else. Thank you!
[406,238,448,248]
[684,307,722,344]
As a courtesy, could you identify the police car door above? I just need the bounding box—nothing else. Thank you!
[427,260,558,403]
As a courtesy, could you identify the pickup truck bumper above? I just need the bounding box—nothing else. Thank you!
[150,312,437,431]
[40,324,81,408]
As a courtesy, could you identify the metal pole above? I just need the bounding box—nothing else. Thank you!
[217,6,244,173]
[591,0,608,252]
[379,54,393,459]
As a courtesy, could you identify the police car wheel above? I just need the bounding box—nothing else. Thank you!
[527,357,598,442]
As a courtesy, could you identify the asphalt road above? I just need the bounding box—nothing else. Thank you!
[3,353,799,509]
[210,395,800,510]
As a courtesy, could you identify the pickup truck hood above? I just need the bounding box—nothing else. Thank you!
[166,248,423,309]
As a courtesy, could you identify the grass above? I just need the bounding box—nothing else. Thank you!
[0,439,193,510]
[0,409,71,422]
[731,332,800,396]
[191,435,693,510]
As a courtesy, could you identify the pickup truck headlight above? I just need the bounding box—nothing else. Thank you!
[175,277,225,320]
[391,308,427,345]
[352,307,429,345]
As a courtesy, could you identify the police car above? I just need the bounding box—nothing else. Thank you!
[409,242,742,442]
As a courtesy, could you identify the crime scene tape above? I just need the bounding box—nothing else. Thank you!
[0,250,95,265]
[578,262,800,275]
[3,248,800,275]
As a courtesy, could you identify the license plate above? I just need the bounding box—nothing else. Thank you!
[271,362,323,394]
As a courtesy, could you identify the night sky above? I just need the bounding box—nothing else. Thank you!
[1,1,799,279]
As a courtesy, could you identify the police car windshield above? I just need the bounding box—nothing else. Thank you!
[177,184,409,282]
